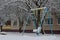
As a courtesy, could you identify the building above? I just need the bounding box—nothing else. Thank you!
[0,0,60,34]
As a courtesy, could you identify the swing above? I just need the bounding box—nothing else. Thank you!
[31,7,49,35]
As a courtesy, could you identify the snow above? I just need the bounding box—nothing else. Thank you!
[0,32,60,40]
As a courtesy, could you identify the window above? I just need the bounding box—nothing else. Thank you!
[58,18,60,24]
[45,18,53,24]
[14,21,17,25]
[48,18,53,24]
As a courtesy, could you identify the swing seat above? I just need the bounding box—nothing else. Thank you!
[33,27,41,33]
[33,29,37,32]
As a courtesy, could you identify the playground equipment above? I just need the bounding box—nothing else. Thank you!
[31,7,53,35]
[31,7,47,35]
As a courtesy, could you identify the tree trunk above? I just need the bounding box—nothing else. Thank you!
[11,20,14,27]
[17,19,19,27]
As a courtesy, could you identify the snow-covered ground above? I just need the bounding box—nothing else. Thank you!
[0,32,60,40]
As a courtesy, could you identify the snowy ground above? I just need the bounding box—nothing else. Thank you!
[0,32,60,40]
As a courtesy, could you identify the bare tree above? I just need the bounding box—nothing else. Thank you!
[0,0,60,33]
